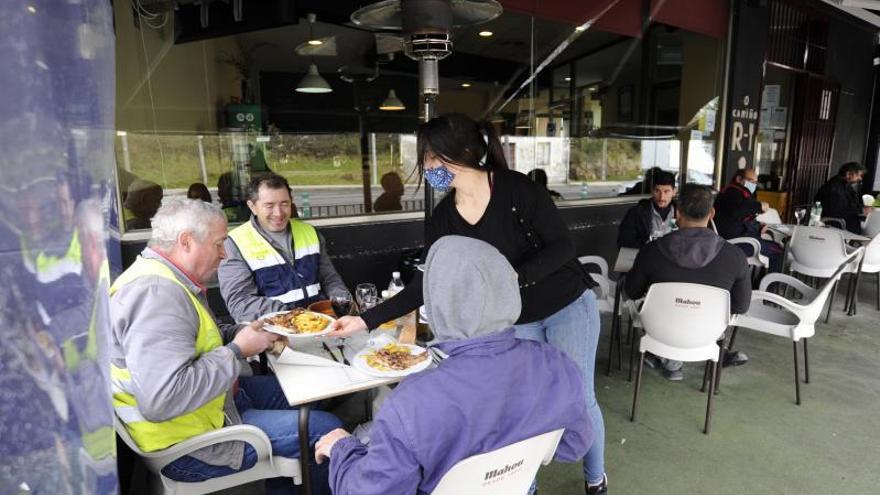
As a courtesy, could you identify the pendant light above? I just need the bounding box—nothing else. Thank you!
[296,63,332,93]
[379,89,406,111]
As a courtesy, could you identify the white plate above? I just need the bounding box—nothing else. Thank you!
[352,343,432,378]
[259,310,335,340]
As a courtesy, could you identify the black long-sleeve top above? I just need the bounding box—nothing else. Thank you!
[362,169,595,328]
[815,175,863,234]
[713,183,763,240]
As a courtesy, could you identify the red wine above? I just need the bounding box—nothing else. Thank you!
[332,301,352,317]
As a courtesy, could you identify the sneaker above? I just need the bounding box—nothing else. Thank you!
[585,474,608,494]
[663,368,684,381]
[643,354,661,369]
[722,350,749,368]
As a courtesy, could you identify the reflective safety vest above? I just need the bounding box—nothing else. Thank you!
[109,257,226,452]
[21,229,82,284]
[228,220,323,307]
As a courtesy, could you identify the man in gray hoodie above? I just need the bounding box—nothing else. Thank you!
[625,184,751,381]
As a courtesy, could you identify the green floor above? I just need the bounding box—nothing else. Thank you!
[538,283,880,494]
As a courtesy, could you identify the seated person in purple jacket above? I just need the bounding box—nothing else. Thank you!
[314,235,593,495]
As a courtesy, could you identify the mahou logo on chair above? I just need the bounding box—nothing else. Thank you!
[674,297,701,308]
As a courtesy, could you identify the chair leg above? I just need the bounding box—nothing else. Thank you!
[727,326,739,353]
[605,315,617,377]
[616,324,623,371]
[631,352,645,422]
[876,272,880,311]
[701,361,709,393]
[824,280,838,324]
[626,317,634,346]
[704,360,717,435]
[803,338,810,384]
[793,341,801,405]
[628,328,639,382]
[714,339,725,395]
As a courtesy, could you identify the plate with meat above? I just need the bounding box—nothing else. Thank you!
[352,342,432,378]
[260,308,335,339]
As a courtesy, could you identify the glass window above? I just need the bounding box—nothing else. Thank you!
[112,2,728,231]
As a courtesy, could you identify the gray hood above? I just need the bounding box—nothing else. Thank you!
[655,228,726,269]
[423,236,522,343]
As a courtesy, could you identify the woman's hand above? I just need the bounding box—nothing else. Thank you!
[326,316,368,338]
[315,428,352,464]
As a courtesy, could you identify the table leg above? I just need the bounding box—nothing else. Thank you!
[298,404,312,495]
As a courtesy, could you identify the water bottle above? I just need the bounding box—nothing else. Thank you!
[301,192,311,218]
[388,271,404,296]
[809,201,822,226]
[580,183,589,199]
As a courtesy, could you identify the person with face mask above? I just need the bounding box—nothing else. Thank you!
[815,161,869,234]
[714,168,783,275]
[329,113,608,494]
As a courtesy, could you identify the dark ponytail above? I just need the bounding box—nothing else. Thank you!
[416,113,509,177]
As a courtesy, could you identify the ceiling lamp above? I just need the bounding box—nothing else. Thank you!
[296,63,332,93]
[479,30,493,37]
[379,89,406,111]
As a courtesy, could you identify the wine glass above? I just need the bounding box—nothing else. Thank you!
[795,208,806,226]
[331,293,353,318]
[355,283,378,313]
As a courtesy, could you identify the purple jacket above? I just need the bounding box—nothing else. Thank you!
[329,329,593,495]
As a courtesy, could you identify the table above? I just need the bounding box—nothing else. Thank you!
[607,248,638,376]
[269,332,402,494]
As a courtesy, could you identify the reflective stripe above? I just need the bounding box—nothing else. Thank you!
[305,283,320,298]
[270,288,305,304]
[32,258,83,283]
[293,243,320,259]
[240,251,286,271]
[115,406,147,423]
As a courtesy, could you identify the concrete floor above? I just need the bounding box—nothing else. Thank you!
[538,281,880,494]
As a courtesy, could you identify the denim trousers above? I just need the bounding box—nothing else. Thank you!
[514,289,606,484]
[161,376,342,495]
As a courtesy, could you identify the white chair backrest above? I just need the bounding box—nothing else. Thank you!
[756,208,782,225]
[864,211,880,239]
[578,255,609,279]
[639,283,730,349]
[430,429,565,495]
[789,226,848,271]
[862,235,880,268]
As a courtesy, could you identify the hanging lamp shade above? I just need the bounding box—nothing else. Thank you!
[296,63,332,93]
[379,89,406,111]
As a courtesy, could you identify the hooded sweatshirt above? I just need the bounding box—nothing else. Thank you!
[329,236,592,495]
[625,228,752,314]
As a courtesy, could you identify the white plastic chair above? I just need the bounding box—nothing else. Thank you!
[848,235,880,312]
[728,236,769,275]
[733,250,861,405]
[630,283,731,434]
[115,415,302,495]
[863,211,880,238]
[430,429,565,495]
[786,226,859,322]
[579,255,615,314]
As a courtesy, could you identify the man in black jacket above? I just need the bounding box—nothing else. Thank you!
[714,168,782,272]
[626,184,752,380]
[617,170,676,248]
[815,162,868,234]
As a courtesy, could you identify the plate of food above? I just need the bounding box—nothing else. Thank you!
[260,308,335,339]
[352,342,432,378]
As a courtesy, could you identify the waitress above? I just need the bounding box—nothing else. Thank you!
[329,114,608,494]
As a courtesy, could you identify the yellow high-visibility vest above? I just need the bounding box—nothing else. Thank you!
[109,257,226,452]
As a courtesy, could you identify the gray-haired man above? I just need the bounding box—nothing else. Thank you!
[110,197,341,494]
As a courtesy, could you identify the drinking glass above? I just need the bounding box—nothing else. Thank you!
[795,208,806,226]
[355,283,378,313]
[331,293,353,318]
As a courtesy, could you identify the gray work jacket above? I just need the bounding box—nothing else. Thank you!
[109,248,246,469]
[218,216,350,322]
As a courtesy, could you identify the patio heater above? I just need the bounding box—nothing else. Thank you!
[351,0,502,216]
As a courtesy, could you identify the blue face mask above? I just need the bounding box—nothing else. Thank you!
[425,165,455,192]
[745,181,757,194]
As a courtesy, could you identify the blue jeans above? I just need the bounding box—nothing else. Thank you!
[161,376,342,495]
[515,289,606,485]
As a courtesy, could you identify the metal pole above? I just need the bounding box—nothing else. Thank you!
[119,131,132,172]
[356,82,373,213]
[420,59,439,219]
[370,132,379,186]
[197,135,208,184]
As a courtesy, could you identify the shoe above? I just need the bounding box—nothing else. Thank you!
[586,474,608,494]
[643,354,661,369]
[722,350,749,368]
[663,368,684,381]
